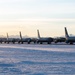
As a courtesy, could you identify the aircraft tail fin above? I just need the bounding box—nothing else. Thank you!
[37,30,40,38]
[64,27,69,38]
[19,31,22,40]
[7,33,9,41]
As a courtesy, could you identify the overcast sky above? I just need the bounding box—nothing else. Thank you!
[0,0,75,37]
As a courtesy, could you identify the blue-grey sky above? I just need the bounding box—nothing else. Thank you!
[0,0,75,37]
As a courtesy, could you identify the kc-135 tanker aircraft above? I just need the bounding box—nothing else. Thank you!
[0,27,75,45]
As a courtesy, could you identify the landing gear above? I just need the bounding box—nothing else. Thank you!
[70,42,73,45]
[28,42,30,44]
[21,42,23,44]
[47,42,51,44]
[18,41,20,44]
[40,42,42,44]
[12,41,15,44]
[34,41,36,44]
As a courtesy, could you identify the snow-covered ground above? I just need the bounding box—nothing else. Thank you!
[0,44,75,75]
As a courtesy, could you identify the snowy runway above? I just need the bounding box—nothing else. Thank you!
[0,44,75,75]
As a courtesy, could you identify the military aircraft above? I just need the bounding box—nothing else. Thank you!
[4,33,18,44]
[65,27,75,44]
[54,37,66,43]
[18,31,31,44]
[36,30,53,44]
